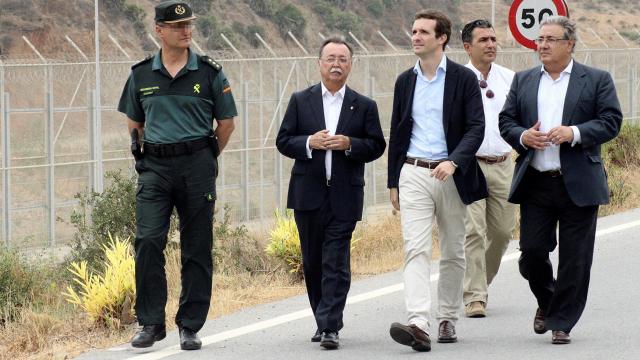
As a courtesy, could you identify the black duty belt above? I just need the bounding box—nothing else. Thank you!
[144,137,210,157]
[405,157,443,169]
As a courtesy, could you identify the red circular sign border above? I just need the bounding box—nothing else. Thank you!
[508,0,569,50]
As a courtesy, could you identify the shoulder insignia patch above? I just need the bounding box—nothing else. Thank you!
[201,55,222,71]
[131,54,153,69]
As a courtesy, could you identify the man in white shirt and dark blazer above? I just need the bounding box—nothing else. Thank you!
[276,37,386,350]
[499,16,622,345]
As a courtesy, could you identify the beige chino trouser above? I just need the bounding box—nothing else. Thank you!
[399,163,466,335]
[463,159,515,306]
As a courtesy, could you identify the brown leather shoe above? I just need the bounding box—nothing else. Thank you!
[534,308,547,334]
[552,330,571,344]
[389,322,431,352]
[465,301,486,318]
[437,320,457,343]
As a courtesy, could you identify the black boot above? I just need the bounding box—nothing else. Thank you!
[131,324,166,348]
[179,327,202,350]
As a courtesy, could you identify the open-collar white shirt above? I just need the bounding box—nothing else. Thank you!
[466,61,514,157]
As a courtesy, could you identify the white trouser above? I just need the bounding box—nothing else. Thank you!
[399,163,466,334]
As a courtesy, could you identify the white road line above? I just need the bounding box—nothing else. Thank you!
[123,218,640,359]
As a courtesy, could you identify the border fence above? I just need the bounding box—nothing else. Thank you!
[0,47,638,248]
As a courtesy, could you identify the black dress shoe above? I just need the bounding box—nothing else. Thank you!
[179,327,202,350]
[534,308,547,334]
[312,320,342,342]
[320,331,339,349]
[552,330,571,344]
[311,329,322,342]
[131,324,166,348]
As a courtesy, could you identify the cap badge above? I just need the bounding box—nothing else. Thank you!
[175,5,186,15]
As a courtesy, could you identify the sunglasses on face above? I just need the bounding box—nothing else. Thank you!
[479,79,494,99]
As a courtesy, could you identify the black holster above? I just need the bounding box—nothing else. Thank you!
[131,128,143,161]
[208,133,220,158]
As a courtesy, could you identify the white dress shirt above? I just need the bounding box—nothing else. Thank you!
[305,82,346,179]
[531,60,581,171]
[465,61,514,157]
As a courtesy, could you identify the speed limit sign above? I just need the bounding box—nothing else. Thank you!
[509,0,569,49]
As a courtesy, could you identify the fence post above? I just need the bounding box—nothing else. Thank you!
[629,63,636,120]
[242,83,250,220]
[275,80,283,211]
[2,93,11,245]
[46,66,56,246]
[259,61,265,221]
[88,90,96,193]
[368,76,377,209]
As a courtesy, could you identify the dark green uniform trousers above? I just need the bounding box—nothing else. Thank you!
[134,146,217,332]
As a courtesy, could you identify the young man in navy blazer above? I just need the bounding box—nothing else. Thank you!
[387,9,487,352]
[276,37,386,350]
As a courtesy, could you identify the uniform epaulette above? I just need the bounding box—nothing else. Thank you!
[131,54,154,69]
[200,55,222,71]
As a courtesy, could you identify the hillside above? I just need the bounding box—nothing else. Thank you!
[1,0,639,60]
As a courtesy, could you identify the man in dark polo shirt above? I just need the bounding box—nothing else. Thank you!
[118,0,236,351]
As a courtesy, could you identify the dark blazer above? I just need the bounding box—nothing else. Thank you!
[276,84,386,222]
[387,58,487,205]
[499,61,622,206]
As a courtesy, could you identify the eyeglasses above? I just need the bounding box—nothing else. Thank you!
[158,22,194,30]
[321,57,350,65]
[534,37,568,45]
[479,79,494,99]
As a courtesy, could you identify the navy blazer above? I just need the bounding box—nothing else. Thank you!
[499,61,622,206]
[387,58,487,205]
[276,84,386,222]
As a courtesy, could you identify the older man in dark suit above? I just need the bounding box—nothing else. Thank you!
[387,10,486,352]
[276,37,386,350]
[499,16,622,345]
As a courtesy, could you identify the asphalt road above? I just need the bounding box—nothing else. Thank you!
[77,208,640,360]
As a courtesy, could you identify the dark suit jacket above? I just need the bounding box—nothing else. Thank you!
[276,84,386,222]
[387,58,487,205]
[499,61,622,207]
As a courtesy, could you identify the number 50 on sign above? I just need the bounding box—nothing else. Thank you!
[509,0,569,50]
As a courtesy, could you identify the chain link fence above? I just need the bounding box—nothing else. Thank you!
[0,47,638,248]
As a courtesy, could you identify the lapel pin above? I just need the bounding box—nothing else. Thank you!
[350,106,354,110]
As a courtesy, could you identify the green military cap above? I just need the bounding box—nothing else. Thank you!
[155,1,197,23]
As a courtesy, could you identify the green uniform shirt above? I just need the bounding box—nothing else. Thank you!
[118,49,238,144]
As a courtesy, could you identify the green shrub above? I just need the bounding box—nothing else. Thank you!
[233,22,266,48]
[197,16,219,38]
[603,123,640,167]
[0,247,47,323]
[68,171,138,267]
[274,4,306,38]
[367,0,384,17]
[213,204,271,274]
[312,1,361,34]
[247,0,279,18]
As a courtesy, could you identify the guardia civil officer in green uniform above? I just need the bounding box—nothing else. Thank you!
[118,0,237,351]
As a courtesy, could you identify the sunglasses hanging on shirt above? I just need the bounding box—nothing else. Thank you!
[478,79,495,99]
